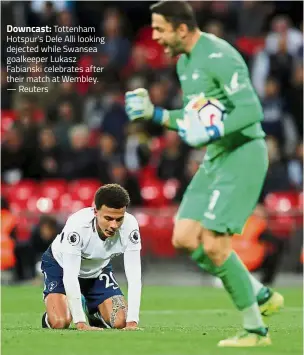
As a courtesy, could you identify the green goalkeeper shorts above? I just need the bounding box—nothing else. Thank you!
[176,138,268,234]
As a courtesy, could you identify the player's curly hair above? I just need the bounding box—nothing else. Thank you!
[150,1,197,31]
[94,184,130,210]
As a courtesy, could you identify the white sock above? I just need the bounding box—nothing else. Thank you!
[45,313,52,329]
[242,302,266,330]
[249,274,264,296]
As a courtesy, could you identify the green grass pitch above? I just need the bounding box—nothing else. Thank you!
[2,285,303,355]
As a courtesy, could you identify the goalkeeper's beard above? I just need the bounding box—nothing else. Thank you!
[163,39,184,57]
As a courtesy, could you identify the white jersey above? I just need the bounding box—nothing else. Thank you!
[50,207,142,324]
[52,207,141,278]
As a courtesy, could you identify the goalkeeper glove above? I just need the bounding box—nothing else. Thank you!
[177,111,224,147]
[125,88,167,124]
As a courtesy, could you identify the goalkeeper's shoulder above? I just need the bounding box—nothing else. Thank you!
[203,34,246,72]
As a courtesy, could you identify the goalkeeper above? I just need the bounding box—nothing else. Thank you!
[125,1,284,348]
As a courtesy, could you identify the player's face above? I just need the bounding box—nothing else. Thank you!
[95,205,126,238]
[152,13,186,57]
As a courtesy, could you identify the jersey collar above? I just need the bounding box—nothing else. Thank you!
[187,31,203,59]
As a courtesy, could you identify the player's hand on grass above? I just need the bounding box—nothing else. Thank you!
[122,321,142,331]
[125,88,154,121]
[76,322,103,331]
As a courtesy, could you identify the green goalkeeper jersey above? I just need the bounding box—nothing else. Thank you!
[165,32,265,160]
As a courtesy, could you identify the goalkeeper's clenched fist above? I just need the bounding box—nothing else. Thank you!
[125,88,168,124]
[125,89,153,121]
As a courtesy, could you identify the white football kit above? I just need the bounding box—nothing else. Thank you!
[51,207,142,324]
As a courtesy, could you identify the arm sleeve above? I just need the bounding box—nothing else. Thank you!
[163,109,184,131]
[123,250,142,323]
[211,55,264,136]
[59,217,86,324]
[62,252,87,324]
[60,217,83,256]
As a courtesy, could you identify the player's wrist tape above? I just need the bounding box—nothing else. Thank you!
[152,107,164,124]
[152,107,169,125]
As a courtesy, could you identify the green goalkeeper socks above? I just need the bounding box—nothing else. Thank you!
[192,246,266,330]
[191,244,216,274]
[191,245,271,304]
[192,246,256,309]
[215,251,256,310]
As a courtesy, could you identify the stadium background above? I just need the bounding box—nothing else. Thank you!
[1,1,303,287]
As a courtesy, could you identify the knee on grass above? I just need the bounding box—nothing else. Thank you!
[111,311,126,329]
[49,315,71,329]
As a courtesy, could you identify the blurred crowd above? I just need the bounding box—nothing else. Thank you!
[1,1,303,281]
[1,1,303,201]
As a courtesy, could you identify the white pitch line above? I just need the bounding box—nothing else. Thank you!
[3,308,301,318]
[141,307,302,315]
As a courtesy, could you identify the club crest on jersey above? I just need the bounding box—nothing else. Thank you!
[129,230,140,244]
[48,281,58,291]
[67,232,80,246]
